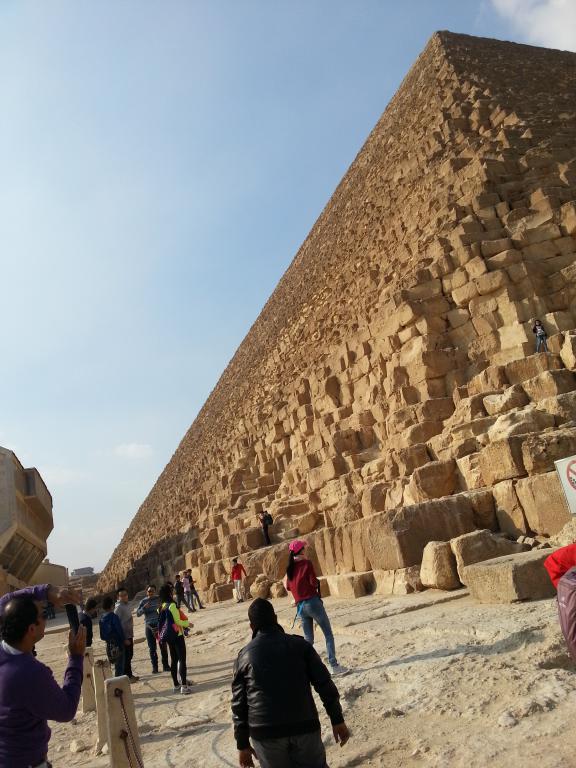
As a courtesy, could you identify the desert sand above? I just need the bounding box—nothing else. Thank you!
[43,590,573,768]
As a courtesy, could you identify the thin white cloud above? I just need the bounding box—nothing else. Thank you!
[114,442,153,460]
[491,0,576,51]
[39,466,88,487]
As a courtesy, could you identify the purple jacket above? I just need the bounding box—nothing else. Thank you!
[0,585,83,767]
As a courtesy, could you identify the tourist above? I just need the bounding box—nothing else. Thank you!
[182,570,194,611]
[184,568,205,610]
[100,595,126,676]
[232,597,350,768]
[285,540,347,676]
[0,584,86,768]
[79,597,98,647]
[158,584,192,694]
[174,574,190,610]
[544,543,576,587]
[231,558,247,603]
[258,511,273,547]
[136,584,170,673]
[114,587,139,682]
[532,319,548,353]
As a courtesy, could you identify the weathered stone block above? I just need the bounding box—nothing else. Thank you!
[521,428,576,474]
[450,529,525,583]
[493,480,528,537]
[522,369,576,401]
[464,550,557,603]
[420,541,461,590]
[326,572,369,598]
[515,471,571,536]
[479,437,527,484]
[483,384,529,416]
[406,460,456,503]
[504,353,564,385]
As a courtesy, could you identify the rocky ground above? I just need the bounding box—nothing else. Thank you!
[42,590,574,767]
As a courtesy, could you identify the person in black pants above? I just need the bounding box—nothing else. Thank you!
[136,586,169,673]
[78,598,98,647]
[158,585,192,695]
[258,511,272,546]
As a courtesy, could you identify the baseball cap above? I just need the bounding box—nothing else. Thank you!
[289,539,306,554]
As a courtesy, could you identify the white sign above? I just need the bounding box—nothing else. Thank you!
[555,455,576,516]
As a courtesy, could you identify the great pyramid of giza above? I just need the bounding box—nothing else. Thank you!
[99,31,576,600]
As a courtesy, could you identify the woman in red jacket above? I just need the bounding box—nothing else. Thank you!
[285,540,348,676]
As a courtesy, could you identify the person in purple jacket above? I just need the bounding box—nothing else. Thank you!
[0,584,86,768]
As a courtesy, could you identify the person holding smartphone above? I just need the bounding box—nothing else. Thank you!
[0,583,86,768]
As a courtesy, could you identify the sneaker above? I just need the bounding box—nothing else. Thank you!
[152,669,160,675]
[330,664,349,677]
[173,685,180,692]
[199,605,205,609]
[180,685,192,695]
[129,675,140,683]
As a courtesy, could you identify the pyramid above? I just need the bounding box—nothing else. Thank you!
[99,31,576,599]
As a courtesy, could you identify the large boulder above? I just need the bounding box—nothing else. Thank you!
[405,460,456,503]
[420,541,461,590]
[521,428,576,475]
[551,518,576,547]
[515,471,571,536]
[486,405,555,442]
[450,529,526,584]
[249,574,272,599]
[483,385,529,416]
[464,550,557,603]
[492,480,529,537]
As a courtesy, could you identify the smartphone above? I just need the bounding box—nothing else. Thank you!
[65,603,80,633]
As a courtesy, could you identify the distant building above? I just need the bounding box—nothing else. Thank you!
[0,447,53,595]
[71,566,94,577]
[33,558,69,588]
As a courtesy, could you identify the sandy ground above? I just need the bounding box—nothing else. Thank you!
[40,590,575,768]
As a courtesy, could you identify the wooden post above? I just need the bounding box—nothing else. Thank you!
[105,675,143,767]
[93,658,111,755]
[81,647,96,713]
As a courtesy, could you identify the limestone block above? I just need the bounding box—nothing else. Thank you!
[468,365,508,396]
[481,238,513,257]
[493,480,529,537]
[364,495,476,572]
[361,482,388,517]
[521,428,576,475]
[462,489,497,530]
[393,566,423,595]
[307,457,347,491]
[269,581,287,599]
[420,541,461,590]
[475,269,509,295]
[550,518,576,547]
[560,201,576,235]
[250,574,272,599]
[522,369,576,402]
[465,256,488,278]
[349,518,371,572]
[373,569,396,596]
[295,511,320,534]
[538,391,576,424]
[238,527,265,552]
[504,353,564,385]
[483,384,529,416]
[515,471,571,536]
[456,453,485,490]
[560,333,576,371]
[452,282,478,307]
[450,529,525,583]
[487,406,555,442]
[395,443,430,476]
[464,550,557,603]
[326,572,369,599]
[407,460,457,502]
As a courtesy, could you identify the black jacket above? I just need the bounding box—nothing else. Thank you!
[231,625,343,749]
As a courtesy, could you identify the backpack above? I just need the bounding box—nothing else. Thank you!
[158,604,178,644]
[557,567,576,660]
[99,612,117,643]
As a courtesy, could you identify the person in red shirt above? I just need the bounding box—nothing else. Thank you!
[544,543,576,588]
[231,558,248,603]
[284,540,348,677]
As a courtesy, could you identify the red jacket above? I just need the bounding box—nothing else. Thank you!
[544,544,576,588]
[286,559,319,603]
[231,564,247,581]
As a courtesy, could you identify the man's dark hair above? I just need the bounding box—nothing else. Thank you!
[1,596,40,645]
[116,586,127,596]
[232,558,238,564]
[102,596,114,610]
[85,598,98,611]
[147,584,156,591]
[175,574,181,579]
[248,598,277,638]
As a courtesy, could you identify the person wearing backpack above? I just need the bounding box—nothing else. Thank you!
[99,595,125,677]
[285,540,348,677]
[158,584,192,695]
[258,511,273,547]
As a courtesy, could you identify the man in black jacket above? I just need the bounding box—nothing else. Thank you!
[231,598,350,768]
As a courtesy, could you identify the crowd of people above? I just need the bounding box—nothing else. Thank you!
[0,536,355,767]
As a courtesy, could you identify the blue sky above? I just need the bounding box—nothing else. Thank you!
[1,0,575,573]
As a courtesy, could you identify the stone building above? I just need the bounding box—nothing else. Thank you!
[0,447,53,595]
[33,559,69,588]
[100,32,576,601]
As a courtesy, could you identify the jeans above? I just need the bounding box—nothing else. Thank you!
[176,593,191,610]
[299,596,337,667]
[233,579,244,601]
[188,588,203,609]
[145,624,169,671]
[536,335,548,352]
[252,730,327,768]
[167,634,188,686]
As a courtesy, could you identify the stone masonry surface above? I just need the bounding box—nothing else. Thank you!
[99,32,576,600]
